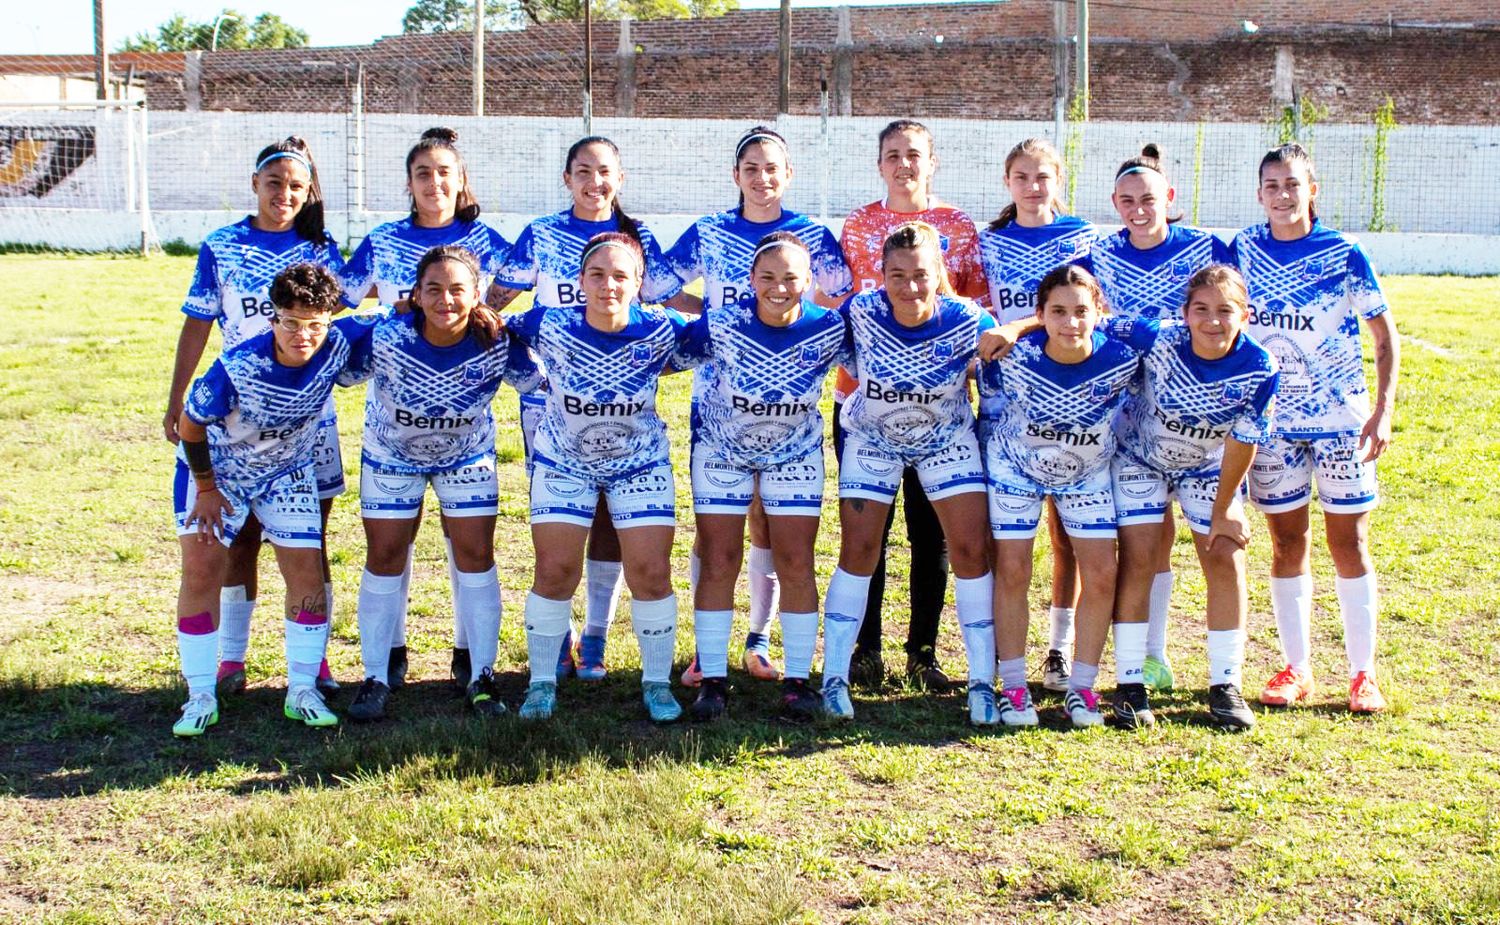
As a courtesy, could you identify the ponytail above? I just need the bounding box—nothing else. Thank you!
[1115,142,1182,224]
[406,127,482,223]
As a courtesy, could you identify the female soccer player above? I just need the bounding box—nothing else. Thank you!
[165,136,343,700]
[664,125,852,688]
[978,265,1142,729]
[496,136,700,682]
[342,246,541,723]
[340,127,513,691]
[978,137,1097,696]
[171,263,366,736]
[1231,143,1400,714]
[1110,265,1279,730]
[673,232,850,722]
[1079,143,1234,692]
[504,233,692,724]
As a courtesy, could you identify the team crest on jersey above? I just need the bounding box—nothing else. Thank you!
[938,234,951,253]
[1171,258,1192,280]
[1300,258,1326,281]
[1089,379,1114,400]
[630,343,653,366]
[462,364,485,384]
[1221,382,1247,403]
[1056,239,1079,258]
[799,344,822,366]
[932,341,954,361]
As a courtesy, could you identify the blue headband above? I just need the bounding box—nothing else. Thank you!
[256,151,312,174]
[1117,164,1162,179]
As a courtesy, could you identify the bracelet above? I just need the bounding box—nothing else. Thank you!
[196,482,219,495]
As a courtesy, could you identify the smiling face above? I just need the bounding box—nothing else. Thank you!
[1005,154,1060,222]
[1112,169,1174,241]
[1184,281,1249,360]
[734,140,791,215]
[878,128,936,203]
[407,147,463,225]
[271,305,331,366]
[413,257,479,342]
[1038,283,1101,353]
[751,245,811,319]
[565,142,622,220]
[882,244,942,318]
[1257,158,1317,234]
[581,244,642,316]
[251,158,312,232]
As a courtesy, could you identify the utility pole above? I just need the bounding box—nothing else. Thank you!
[94,0,109,99]
[1074,0,1089,119]
[583,0,594,133]
[1052,0,1068,143]
[472,0,484,116]
[777,0,791,114]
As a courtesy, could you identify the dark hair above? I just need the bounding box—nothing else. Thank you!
[1114,143,1182,224]
[411,245,497,349]
[881,221,953,295]
[749,230,809,274]
[877,119,935,156]
[254,136,325,242]
[1258,142,1318,221]
[269,263,343,311]
[1035,264,1108,317]
[989,137,1067,231]
[406,127,481,223]
[565,136,641,244]
[1185,263,1249,315]
[733,125,790,213]
[579,231,645,277]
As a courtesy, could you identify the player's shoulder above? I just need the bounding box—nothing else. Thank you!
[367,217,415,241]
[202,217,255,248]
[1054,214,1095,236]
[1231,329,1278,370]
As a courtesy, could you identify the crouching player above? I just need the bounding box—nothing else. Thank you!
[172,264,368,735]
[1110,265,1279,730]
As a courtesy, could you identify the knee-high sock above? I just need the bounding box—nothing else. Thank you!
[821,568,873,682]
[285,609,329,692]
[1336,573,1378,678]
[178,612,218,697]
[1271,574,1313,673]
[392,546,412,648]
[456,565,502,682]
[746,544,779,639]
[693,609,734,679]
[954,573,996,686]
[780,610,818,680]
[445,537,469,649]
[1113,622,1148,685]
[1207,628,1246,688]
[632,593,679,685]
[357,570,403,682]
[584,559,624,637]
[524,592,572,685]
[1048,605,1075,655]
[217,585,254,665]
[1146,571,1173,661]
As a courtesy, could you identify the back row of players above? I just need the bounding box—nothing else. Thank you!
[164,121,1398,736]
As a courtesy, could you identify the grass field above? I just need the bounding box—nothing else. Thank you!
[2,255,1498,924]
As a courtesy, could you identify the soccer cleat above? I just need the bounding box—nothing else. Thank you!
[967,682,999,727]
[1259,665,1316,707]
[1349,671,1387,714]
[518,681,558,721]
[690,677,729,722]
[1112,683,1156,730]
[215,660,246,698]
[1142,654,1175,692]
[347,677,390,723]
[849,645,886,689]
[997,686,1039,727]
[316,659,340,697]
[680,653,704,688]
[388,645,409,690]
[642,680,683,724]
[741,648,782,681]
[576,633,608,681]
[284,686,338,728]
[906,648,954,692]
[1041,649,1071,693]
[777,678,821,724]
[1065,688,1104,728]
[172,692,219,737]
[466,667,508,718]
[556,629,577,681]
[449,647,470,693]
[821,676,855,721]
[1208,683,1256,731]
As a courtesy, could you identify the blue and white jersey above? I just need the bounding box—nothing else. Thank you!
[506,304,690,480]
[1114,319,1279,476]
[673,295,850,467]
[665,208,852,311]
[840,291,994,459]
[979,327,1144,488]
[182,218,344,350]
[1229,221,1388,437]
[340,217,511,307]
[340,312,542,474]
[497,210,682,310]
[183,316,371,497]
[978,214,1095,323]
[1080,224,1231,322]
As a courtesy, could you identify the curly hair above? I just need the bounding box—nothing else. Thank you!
[269,263,343,311]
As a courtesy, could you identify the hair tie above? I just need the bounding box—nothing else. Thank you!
[256,151,312,174]
[735,133,790,163]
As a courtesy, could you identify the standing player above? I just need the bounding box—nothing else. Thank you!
[834,120,988,690]
[340,127,512,691]
[164,136,343,700]
[978,137,1096,695]
[1231,143,1400,713]
[1079,143,1233,692]
[665,126,852,688]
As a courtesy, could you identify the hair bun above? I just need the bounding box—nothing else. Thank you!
[422,127,459,143]
[1140,142,1161,160]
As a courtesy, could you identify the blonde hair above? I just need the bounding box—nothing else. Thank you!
[1185,264,1249,314]
[989,137,1067,231]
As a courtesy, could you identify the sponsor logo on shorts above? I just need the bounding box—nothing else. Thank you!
[1114,466,1159,500]
[854,445,899,477]
[541,468,588,499]
[701,458,748,490]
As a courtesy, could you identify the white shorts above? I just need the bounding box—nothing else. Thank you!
[312,399,345,499]
[519,392,546,475]
[1248,434,1378,515]
[838,428,986,504]
[1113,457,1244,535]
[360,455,499,520]
[691,444,824,517]
[173,461,322,549]
[986,452,1116,540]
[530,458,676,529]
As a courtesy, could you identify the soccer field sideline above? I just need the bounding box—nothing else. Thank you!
[1,256,1499,923]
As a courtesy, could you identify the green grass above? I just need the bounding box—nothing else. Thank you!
[2,255,1499,923]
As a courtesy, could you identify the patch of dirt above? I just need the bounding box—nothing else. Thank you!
[0,576,98,646]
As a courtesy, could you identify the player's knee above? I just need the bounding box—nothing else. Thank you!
[533,555,582,599]
[697,539,743,583]
[624,560,672,600]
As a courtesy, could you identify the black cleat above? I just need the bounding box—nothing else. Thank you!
[1209,683,1256,732]
[777,678,822,723]
[690,677,729,722]
[466,667,507,718]
[850,645,886,689]
[906,647,954,692]
[347,677,390,722]
[449,647,471,693]
[387,645,409,690]
[1112,682,1157,730]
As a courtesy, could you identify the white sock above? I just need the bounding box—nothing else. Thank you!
[1336,573,1378,678]
[747,544,779,635]
[780,610,818,680]
[445,538,468,649]
[393,547,412,647]
[584,558,624,637]
[1146,571,1173,661]
[218,585,255,664]
[1048,606,1075,654]
[456,565,502,683]
[693,609,734,678]
[357,570,403,682]
[998,657,1027,691]
[954,574,996,685]
[1113,622,1148,685]
[1271,574,1313,673]
[821,568,872,682]
[1207,628,1246,687]
[284,610,329,692]
[632,593,679,685]
[177,612,218,697]
[524,592,573,685]
[1070,661,1099,692]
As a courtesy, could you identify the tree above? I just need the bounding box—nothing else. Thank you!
[402,0,736,30]
[118,10,309,52]
[402,0,517,32]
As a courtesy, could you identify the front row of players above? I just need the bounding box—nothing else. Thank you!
[174,219,1340,737]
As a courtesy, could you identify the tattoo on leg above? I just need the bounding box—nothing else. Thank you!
[851,499,866,514]
[287,592,327,621]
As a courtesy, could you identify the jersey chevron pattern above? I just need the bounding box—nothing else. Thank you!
[979,215,1095,323]
[1081,225,1232,322]
[340,218,510,307]
[665,209,851,310]
[498,210,682,310]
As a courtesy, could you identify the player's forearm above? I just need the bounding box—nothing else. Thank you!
[1369,312,1400,414]
[1213,438,1257,515]
[167,319,214,406]
[178,417,216,489]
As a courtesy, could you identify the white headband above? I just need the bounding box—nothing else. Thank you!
[735,132,789,163]
[581,238,643,271]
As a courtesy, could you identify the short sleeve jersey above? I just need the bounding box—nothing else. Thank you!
[497,210,683,310]
[840,291,995,459]
[506,304,690,480]
[834,200,987,402]
[665,208,851,311]
[1079,224,1232,322]
[978,214,1096,323]
[1229,221,1388,437]
[183,316,370,496]
[181,218,345,351]
[340,217,511,307]
[673,295,851,468]
[1113,319,1279,476]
